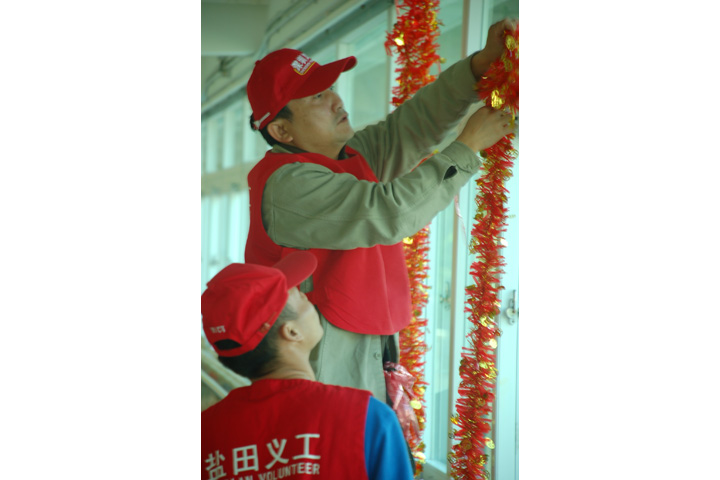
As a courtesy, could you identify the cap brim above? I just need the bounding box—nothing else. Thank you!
[294,56,357,98]
[272,251,318,289]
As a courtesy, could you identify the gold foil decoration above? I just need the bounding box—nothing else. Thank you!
[403,237,414,245]
[410,399,422,409]
[488,338,498,349]
[506,35,517,51]
[394,34,405,47]
[491,89,504,108]
[503,57,513,72]
[485,438,495,449]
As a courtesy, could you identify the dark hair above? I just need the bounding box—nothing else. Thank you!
[216,304,297,379]
[250,105,293,147]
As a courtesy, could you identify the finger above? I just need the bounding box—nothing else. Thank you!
[503,18,518,31]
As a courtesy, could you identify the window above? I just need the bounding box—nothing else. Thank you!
[206,115,223,174]
[231,104,245,167]
[422,1,520,478]
[340,12,391,129]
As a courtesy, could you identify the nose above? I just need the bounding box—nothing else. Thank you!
[328,89,344,112]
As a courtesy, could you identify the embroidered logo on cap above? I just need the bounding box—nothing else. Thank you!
[291,53,315,75]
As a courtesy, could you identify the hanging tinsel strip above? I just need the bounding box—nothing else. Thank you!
[385,0,441,106]
[449,26,519,480]
[384,0,441,475]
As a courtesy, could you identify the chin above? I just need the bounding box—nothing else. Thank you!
[339,130,355,143]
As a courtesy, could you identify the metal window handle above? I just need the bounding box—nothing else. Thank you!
[504,289,518,325]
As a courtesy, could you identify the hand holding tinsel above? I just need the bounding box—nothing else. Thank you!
[456,106,515,153]
[471,18,518,80]
[477,24,519,115]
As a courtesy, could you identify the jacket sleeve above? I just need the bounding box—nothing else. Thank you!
[364,397,415,480]
[262,141,480,250]
[347,55,480,183]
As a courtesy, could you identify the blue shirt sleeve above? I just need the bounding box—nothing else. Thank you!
[364,397,414,480]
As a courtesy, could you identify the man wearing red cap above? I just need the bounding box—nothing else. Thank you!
[202,251,414,479]
[244,19,517,401]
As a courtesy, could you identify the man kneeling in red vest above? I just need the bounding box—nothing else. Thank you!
[201,251,413,480]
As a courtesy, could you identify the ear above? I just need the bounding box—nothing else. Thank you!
[267,118,293,144]
[278,321,303,342]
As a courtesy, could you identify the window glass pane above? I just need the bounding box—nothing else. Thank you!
[232,104,245,167]
[215,116,224,172]
[207,194,229,280]
[437,0,464,67]
[201,121,208,174]
[201,382,223,411]
[344,13,388,129]
[308,44,336,65]
[491,0,519,24]
[422,0,465,471]
[238,95,268,163]
[228,189,249,263]
[253,131,269,160]
[201,195,211,292]
[205,116,221,174]
[221,111,234,170]
[248,89,270,159]
[424,201,456,469]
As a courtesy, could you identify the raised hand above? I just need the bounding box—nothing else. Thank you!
[456,106,515,153]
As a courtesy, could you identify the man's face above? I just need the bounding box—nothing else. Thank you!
[286,286,323,347]
[284,87,354,159]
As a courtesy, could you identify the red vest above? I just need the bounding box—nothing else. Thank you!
[245,148,411,335]
[202,379,370,480]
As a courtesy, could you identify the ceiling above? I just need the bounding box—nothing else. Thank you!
[200,0,387,110]
[201,0,276,57]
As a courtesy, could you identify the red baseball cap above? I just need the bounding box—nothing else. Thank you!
[247,48,357,130]
[201,251,318,357]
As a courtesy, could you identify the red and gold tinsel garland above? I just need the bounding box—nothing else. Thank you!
[385,0,441,106]
[384,0,441,475]
[449,26,519,480]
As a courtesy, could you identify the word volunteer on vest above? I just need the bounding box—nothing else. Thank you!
[205,432,323,480]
